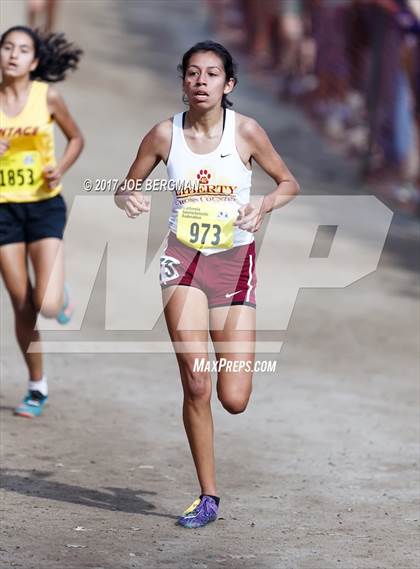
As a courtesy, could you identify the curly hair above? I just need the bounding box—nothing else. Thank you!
[0,26,82,82]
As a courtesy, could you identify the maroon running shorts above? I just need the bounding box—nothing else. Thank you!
[159,231,256,308]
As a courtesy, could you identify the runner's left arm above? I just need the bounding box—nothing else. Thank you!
[235,118,300,232]
[45,86,84,188]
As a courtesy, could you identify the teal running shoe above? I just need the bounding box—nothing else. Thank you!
[56,284,74,325]
[177,495,219,528]
[14,391,48,418]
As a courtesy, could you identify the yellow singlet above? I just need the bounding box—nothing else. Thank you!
[0,80,62,203]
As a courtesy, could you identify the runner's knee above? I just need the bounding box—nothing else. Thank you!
[218,387,250,414]
[33,289,62,317]
[180,358,211,402]
[8,288,33,314]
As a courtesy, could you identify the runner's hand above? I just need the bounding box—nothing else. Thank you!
[121,191,150,218]
[234,197,266,233]
[43,165,62,189]
[0,140,10,157]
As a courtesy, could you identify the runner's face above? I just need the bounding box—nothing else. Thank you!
[0,31,38,79]
[183,51,234,109]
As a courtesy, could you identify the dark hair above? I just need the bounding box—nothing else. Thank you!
[177,40,238,108]
[0,26,82,82]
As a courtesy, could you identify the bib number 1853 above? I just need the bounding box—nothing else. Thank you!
[0,151,42,193]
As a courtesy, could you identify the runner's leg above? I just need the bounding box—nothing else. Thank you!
[28,237,64,318]
[162,285,217,496]
[0,242,43,381]
[210,305,256,414]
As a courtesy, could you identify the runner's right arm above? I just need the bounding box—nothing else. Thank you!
[115,119,171,218]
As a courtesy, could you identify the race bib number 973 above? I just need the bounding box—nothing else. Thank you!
[177,203,236,250]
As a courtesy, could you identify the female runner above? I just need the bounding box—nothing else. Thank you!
[115,41,299,528]
[0,26,84,418]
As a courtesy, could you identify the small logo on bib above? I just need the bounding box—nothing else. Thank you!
[23,154,35,165]
[217,210,230,221]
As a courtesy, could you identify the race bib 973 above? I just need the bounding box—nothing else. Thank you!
[177,202,237,250]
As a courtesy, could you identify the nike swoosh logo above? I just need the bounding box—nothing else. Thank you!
[225,290,243,298]
[220,153,231,158]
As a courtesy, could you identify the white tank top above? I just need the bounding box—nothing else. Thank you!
[166,108,253,256]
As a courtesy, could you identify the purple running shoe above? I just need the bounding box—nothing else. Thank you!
[177,495,219,528]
